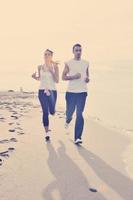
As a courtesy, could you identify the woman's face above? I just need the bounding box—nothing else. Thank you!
[44,50,53,62]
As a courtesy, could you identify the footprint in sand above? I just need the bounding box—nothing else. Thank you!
[0,147,15,160]
[15,127,23,130]
[8,122,15,125]
[12,112,18,115]
[10,115,18,120]
[0,151,9,158]
[0,158,2,166]
[9,129,15,132]
[0,137,17,144]
[0,139,9,144]
[0,117,5,122]
[56,114,65,118]
[56,111,65,119]
[59,116,65,118]
[8,147,15,152]
[14,126,24,135]
[10,138,18,142]
[17,131,25,135]
[0,117,5,120]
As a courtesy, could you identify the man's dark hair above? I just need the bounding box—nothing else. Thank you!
[72,43,82,51]
[45,49,54,55]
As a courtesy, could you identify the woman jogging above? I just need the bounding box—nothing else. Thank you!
[32,49,59,141]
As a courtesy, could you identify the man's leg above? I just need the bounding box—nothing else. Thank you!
[65,92,76,124]
[74,92,87,141]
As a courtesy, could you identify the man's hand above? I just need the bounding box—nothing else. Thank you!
[73,73,81,80]
[62,63,81,81]
[84,77,90,83]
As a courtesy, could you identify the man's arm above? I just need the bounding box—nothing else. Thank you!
[62,63,81,81]
[85,64,90,83]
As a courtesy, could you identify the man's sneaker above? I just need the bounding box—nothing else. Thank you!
[78,138,83,143]
[64,122,69,129]
[74,138,82,144]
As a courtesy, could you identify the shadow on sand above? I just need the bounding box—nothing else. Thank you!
[43,141,106,200]
[77,145,133,200]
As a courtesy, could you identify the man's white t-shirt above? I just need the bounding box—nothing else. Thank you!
[65,58,89,93]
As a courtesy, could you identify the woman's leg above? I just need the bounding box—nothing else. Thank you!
[48,90,57,115]
[38,90,50,136]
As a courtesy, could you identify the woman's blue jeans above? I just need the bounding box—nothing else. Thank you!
[38,90,57,127]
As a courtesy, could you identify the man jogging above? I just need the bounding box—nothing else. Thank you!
[62,43,90,144]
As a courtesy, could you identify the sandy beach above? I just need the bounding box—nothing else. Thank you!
[0,91,133,200]
[0,0,133,199]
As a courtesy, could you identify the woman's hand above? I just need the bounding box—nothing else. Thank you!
[49,62,59,83]
[31,72,39,80]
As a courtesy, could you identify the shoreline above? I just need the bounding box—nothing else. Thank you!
[1,90,132,136]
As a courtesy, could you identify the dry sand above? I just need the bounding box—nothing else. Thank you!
[0,92,133,200]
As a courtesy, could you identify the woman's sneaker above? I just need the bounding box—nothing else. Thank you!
[45,136,50,142]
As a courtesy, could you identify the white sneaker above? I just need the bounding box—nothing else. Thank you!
[64,122,69,129]
[74,138,82,144]
[78,138,82,143]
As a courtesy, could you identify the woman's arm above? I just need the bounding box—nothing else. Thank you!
[31,65,41,81]
[49,63,59,83]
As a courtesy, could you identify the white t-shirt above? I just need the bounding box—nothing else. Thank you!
[65,59,89,93]
[39,65,56,90]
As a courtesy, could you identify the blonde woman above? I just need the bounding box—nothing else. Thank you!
[32,49,59,141]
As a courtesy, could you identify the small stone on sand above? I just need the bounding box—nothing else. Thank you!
[89,188,98,193]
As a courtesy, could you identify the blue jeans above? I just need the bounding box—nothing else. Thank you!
[65,92,87,140]
[38,90,57,127]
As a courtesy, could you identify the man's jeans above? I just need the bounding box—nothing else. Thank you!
[65,92,87,140]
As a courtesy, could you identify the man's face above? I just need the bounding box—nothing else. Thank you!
[73,46,82,58]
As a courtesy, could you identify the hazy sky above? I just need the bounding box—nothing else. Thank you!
[0,0,133,91]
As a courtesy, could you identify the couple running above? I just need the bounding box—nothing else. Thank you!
[32,43,90,145]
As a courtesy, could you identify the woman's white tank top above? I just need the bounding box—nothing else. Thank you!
[65,59,89,93]
[39,64,56,90]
